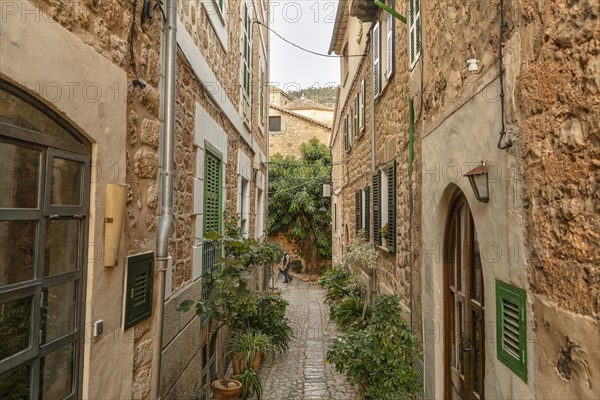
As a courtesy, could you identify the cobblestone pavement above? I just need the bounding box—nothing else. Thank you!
[259,277,362,400]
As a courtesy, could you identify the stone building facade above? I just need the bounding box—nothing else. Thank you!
[268,87,333,158]
[330,0,599,399]
[0,0,268,399]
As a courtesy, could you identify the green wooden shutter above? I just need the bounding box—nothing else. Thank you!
[496,280,528,382]
[202,150,222,323]
[124,252,154,329]
[387,161,396,251]
[364,186,370,240]
[373,171,381,245]
[203,151,222,234]
[355,189,362,233]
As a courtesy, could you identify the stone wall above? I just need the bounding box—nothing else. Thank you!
[269,108,332,158]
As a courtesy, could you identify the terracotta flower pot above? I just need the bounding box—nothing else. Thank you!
[232,352,262,375]
[211,378,242,399]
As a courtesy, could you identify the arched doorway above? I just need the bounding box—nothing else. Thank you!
[444,191,485,399]
[0,80,91,399]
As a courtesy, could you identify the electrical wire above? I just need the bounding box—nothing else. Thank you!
[254,20,366,58]
[129,0,146,89]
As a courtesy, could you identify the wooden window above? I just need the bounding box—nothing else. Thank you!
[353,94,360,136]
[409,0,421,68]
[364,186,370,240]
[344,115,350,151]
[125,253,154,329]
[269,116,281,132]
[387,161,396,251]
[355,189,363,233]
[373,21,381,96]
[372,171,381,245]
[202,148,223,322]
[386,0,395,78]
[360,79,366,130]
[241,1,252,125]
[259,67,265,125]
[496,280,528,382]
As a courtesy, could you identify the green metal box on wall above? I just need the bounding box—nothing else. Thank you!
[124,252,155,330]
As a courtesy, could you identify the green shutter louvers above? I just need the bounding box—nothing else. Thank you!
[496,280,528,383]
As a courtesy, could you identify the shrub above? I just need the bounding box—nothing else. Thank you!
[319,265,362,304]
[290,260,303,273]
[242,295,294,353]
[329,295,369,330]
[326,295,422,400]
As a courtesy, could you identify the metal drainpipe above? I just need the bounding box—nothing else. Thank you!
[408,99,414,329]
[152,0,177,398]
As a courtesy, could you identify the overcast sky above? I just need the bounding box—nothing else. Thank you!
[269,1,340,91]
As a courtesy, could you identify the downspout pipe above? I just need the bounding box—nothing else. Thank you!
[408,99,414,330]
[152,0,177,398]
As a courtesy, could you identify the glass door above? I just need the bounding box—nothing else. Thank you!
[444,192,485,400]
[0,82,90,399]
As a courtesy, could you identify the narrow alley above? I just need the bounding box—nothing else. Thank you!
[259,279,361,400]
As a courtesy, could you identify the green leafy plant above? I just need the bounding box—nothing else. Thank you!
[190,384,207,400]
[326,295,422,400]
[330,295,369,330]
[268,138,332,271]
[319,264,363,304]
[230,329,275,373]
[381,224,389,240]
[245,295,294,353]
[236,368,262,400]
[290,259,303,273]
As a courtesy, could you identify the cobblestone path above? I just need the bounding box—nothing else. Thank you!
[259,278,362,400]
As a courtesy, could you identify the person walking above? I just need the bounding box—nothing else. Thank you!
[281,252,293,283]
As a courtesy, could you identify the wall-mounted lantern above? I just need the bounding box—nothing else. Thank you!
[464,161,489,203]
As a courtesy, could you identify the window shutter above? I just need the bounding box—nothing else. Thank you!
[386,1,394,78]
[364,186,370,240]
[124,252,154,329]
[355,190,362,232]
[204,151,222,234]
[360,79,366,130]
[409,0,421,67]
[373,171,381,245]
[241,2,252,123]
[354,94,360,135]
[373,21,381,96]
[343,115,349,151]
[496,280,528,382]
[387,161,396,251]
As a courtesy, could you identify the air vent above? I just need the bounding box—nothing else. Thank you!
[496,280,528,382]
[124,252,154,330]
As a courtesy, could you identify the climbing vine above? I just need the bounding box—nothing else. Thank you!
[267,138,332,270]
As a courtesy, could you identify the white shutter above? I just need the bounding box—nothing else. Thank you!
[360,79,366,130]
[409,0,421,68]
[373,21,381,96]
[241,1,252,124]
[386,7,394,78]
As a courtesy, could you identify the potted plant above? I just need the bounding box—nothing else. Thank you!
[211,378,242,399]
[236,368,262,400]
[230,329,274,374]
[245,295,294,354]
[380,224,389,240]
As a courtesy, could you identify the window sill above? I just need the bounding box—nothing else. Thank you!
[377,244,389,252]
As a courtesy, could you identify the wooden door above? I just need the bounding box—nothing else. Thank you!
[444,192,485,400]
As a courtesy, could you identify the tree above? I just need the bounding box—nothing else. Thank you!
[268,138,331,271]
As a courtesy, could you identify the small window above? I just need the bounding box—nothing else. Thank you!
[269,116,281,132]
[496,280,528,382]
[373,21,381,96]
[124,252,154,329]
[409,0,421,68]
[360,79,366,131]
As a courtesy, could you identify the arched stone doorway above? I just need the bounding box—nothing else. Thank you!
[0,79,91,399]
[444,190,485,400]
